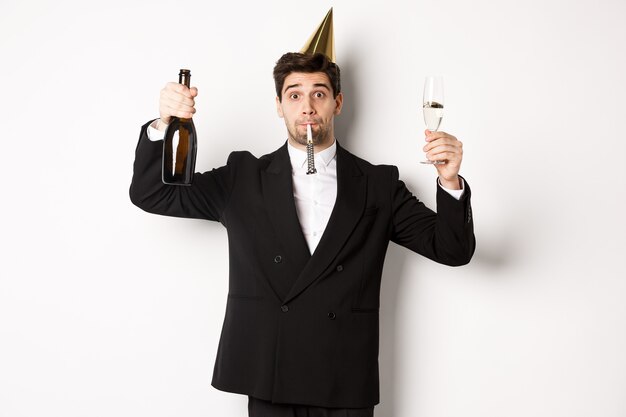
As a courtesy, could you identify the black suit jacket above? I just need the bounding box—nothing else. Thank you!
[130,120,475,408]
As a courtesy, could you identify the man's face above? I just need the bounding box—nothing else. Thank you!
[276,72,343,149]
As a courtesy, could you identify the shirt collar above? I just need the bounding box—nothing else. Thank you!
[287,139,337,169]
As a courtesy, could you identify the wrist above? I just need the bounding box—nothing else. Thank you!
[439,176,461,190]
[156,118,169,132]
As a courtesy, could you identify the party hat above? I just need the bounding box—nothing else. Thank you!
[300,8,335,63]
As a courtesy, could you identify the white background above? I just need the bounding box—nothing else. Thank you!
[1,0,625,416]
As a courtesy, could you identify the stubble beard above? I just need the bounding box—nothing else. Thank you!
[288,122,331,147]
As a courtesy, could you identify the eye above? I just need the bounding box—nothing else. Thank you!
[289,93,300,100]
[314,92,325,98]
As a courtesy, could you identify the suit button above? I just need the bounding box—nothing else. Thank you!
[274,255,282,263]
[328,312,336,320]
[336,265,343,272]
[281,305,289,313]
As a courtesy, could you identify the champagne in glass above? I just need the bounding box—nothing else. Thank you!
[421,75,445,165]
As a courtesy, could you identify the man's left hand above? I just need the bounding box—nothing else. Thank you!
[423,129,463,190]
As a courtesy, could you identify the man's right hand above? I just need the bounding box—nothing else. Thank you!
[157,82,198,131]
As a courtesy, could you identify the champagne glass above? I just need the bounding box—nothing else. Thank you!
[421,75,445,165]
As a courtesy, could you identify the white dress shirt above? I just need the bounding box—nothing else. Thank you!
[147,122,465,254]
[287,141,338,254]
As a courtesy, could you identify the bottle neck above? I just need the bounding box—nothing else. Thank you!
[178,69,191,88]
[178,69,191,121]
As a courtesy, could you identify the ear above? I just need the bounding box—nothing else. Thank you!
[334,92,343,116]
[276,96,284,118]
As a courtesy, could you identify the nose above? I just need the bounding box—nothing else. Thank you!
[301,97,315,115]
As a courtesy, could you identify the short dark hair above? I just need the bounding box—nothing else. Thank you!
[273,52,341,101]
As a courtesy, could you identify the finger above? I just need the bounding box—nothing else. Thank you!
[165,82,192,95]
[161,90,196,110]
[160,97,196,118]
[163,82,197,99]
[163,94,196,109]
[163,99,196,112]
[426,151,459,163]
[426,152,460,164]
[162,107,195,119]
[426,145,463,161]
[159,100,196,117]
[163,101,196,118]
[427,141,462,154]
[426,130,456,142]
[423,138,462,153]
[161,86,196,104]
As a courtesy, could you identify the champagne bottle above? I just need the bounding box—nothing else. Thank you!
[162,69,197,185]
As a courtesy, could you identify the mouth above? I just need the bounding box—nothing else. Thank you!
[299,123,321,134]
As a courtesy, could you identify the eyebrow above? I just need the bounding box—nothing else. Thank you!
[283,83,331,93]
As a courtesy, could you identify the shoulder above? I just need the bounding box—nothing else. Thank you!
[226,148,277,168]
[223,144,288,175]
[226,150,259,164]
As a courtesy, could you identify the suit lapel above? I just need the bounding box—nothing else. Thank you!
[261,144,311,297]
[283,143,366,304]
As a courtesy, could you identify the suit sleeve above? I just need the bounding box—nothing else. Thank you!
[129,119,235,223]
[390,167,475,266]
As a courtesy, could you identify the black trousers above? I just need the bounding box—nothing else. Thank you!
[248,396,375,417]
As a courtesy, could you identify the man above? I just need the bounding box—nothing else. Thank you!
[130,51,474,417]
